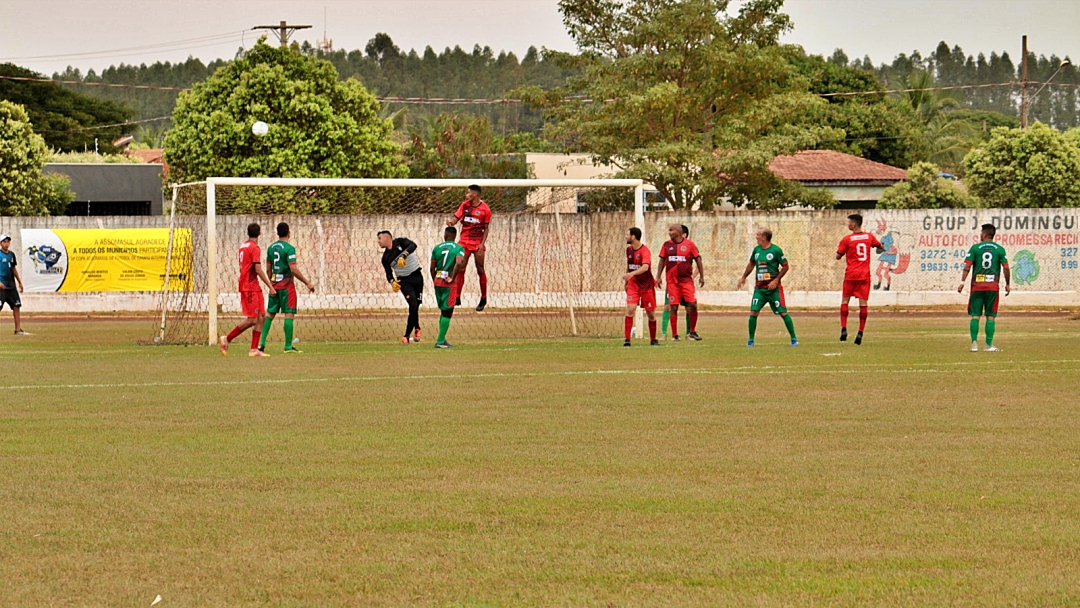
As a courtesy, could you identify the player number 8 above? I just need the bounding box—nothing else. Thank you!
[982,251,993,269]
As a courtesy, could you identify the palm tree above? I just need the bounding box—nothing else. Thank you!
[892,69,977,170]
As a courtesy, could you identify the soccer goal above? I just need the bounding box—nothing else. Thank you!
[155,178,647,345]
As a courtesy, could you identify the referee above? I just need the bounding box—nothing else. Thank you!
[0,234,27,336]
[378,230,424,344]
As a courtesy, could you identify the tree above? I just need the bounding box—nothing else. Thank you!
[878,162,974,209]
[963,123,1080,207]
[517,0,841,210]
[0,63,132,152]
[403,113,530,179]
[891,69,976,170]
[0,101,74,216]
[164,40,406,185]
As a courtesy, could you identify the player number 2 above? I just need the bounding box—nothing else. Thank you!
[982,252,993,269]
[856,243,868,261]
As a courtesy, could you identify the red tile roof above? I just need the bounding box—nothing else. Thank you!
[126,148,165,164]
[769,150,906,183]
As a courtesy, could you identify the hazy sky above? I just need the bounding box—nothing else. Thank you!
[1,0,1077,77]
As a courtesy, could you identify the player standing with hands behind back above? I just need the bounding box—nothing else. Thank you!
[447,184,492,311]
[836,214,884,345]
[431,227,467,348]
[959,223,1010,352]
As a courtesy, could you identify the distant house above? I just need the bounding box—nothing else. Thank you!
[768,150,907,209]
[45,163,165,216]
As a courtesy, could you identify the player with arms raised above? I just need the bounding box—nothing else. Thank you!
[623,227,659,346]
[259,222,315,353]
[431,226,467,348]
[447,184,492,311]
[958,223,1010,352]
[836,214,884,345]
[221,223,275,357]
[655,223,704,341]
[738,228,798,347]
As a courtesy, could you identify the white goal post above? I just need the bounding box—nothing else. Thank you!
[202,177,647,345]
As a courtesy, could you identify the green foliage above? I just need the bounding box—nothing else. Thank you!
[878,162,974,209]
[520,0,840,210]
[0,63,133,153]
[403,113,530,179]
[164,41,406,189]
[0,100,74,215]
[47,151,143,164]
[951,109,1019,141]
[963,123,1080,207]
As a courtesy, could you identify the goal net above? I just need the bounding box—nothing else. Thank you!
[155,178,645,345]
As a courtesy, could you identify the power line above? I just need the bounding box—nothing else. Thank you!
[33,116,173,134]
[0,74,186,91]
[0,31,246,63]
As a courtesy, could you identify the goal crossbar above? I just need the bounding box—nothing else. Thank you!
[202,177,648,345]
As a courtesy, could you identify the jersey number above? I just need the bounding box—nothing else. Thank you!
[855,243,868,262]
[982,252,994,269]
[440,249,450,267]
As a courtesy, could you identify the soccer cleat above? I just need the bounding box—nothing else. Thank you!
[435,341,453,349]
[840,327,848,342]
[454,296,462,307]
[986,345,1001,352]
[854,331,863,346]
[883,284,890,291]
[412,329,422,342]
[220,335,229,356]
[970,341,979,352]
[790,339,799,347]
[283,347,303,354]
[687,332,702,341]
[401,336,411,345]
[672,335,680,342]
[248,350,270,357]
[476,298,487,312]
[746,340,755,347]
[873,283,881,290]
[623,339,631,347]
[650,340,661,346]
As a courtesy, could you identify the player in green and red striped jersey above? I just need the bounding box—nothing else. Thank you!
[430,226,467,348]
[737,228,797,347]
[958,223,1010,352]
[258,223,315,353]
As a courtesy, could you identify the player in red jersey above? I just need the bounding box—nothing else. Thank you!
[623,227,659,347]
[836,214,884,345]
[220,223,276,357]
[655,223,704,341]
[447,184,492,311]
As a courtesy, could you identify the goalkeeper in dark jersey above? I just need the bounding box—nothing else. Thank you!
[379,230,424,344]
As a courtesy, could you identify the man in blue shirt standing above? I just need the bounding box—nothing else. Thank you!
[0,234,27,335]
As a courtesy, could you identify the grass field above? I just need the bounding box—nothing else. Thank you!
[2,312,1080,606]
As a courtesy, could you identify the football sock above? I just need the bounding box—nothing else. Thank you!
[284,319,294,348]
[782,314,797,340]
[478,272,488,299]
[969,317,980,342]
[251,330,261,350]
[454,271,466,298]
[858,306,868,332]
[226,326,242,343]
[670,311,679,337]
[840,303,849,328]
[748,315,758,340]
[689,310,698,333]
[258,317,272,349]
[661,301,670,335]
[624,316,633,340]
[985,318,996,346]
[437,316,451,343]
[648,319,657,341]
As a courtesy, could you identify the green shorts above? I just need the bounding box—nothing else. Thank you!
[750,286,787,315]
[267,284,297,315]
[435,286,455,311]
[968,290,1000,317]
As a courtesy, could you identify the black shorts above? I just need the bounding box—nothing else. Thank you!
[0,288,21,310]
[398,272,424,305]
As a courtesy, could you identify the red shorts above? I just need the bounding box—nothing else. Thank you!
[240,290,264,318]
[667,280,696,305]
[626,282,656,311]
[460,241,486,256]
[842,279,871,300]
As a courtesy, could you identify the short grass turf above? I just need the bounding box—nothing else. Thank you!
[1,313,1079,606]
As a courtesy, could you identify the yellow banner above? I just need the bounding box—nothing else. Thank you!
[20,228,192,292]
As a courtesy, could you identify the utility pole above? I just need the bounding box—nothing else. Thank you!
[252,21,311,48]
[1020,34,1029,128]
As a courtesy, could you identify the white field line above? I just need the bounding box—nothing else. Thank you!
[1,360,1077,391]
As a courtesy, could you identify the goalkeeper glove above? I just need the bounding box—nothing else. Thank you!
[391,279,401,293]
[396,254,407,268]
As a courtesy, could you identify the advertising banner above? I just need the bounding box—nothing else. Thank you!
[20,228,192,292]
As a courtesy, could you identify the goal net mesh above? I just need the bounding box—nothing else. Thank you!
[156,182,638,345]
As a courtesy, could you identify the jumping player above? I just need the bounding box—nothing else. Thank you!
[447,184,492,311]
[836,214,884,345]
[221,223,275,357]
[0,234,27,335]
[655,223,704,341]
[958,224,1010,352]
[431,226,467,348]
[379,230,424,345]
[623,227,659,346]
[259,222,315,353]
[737,228,798,347]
